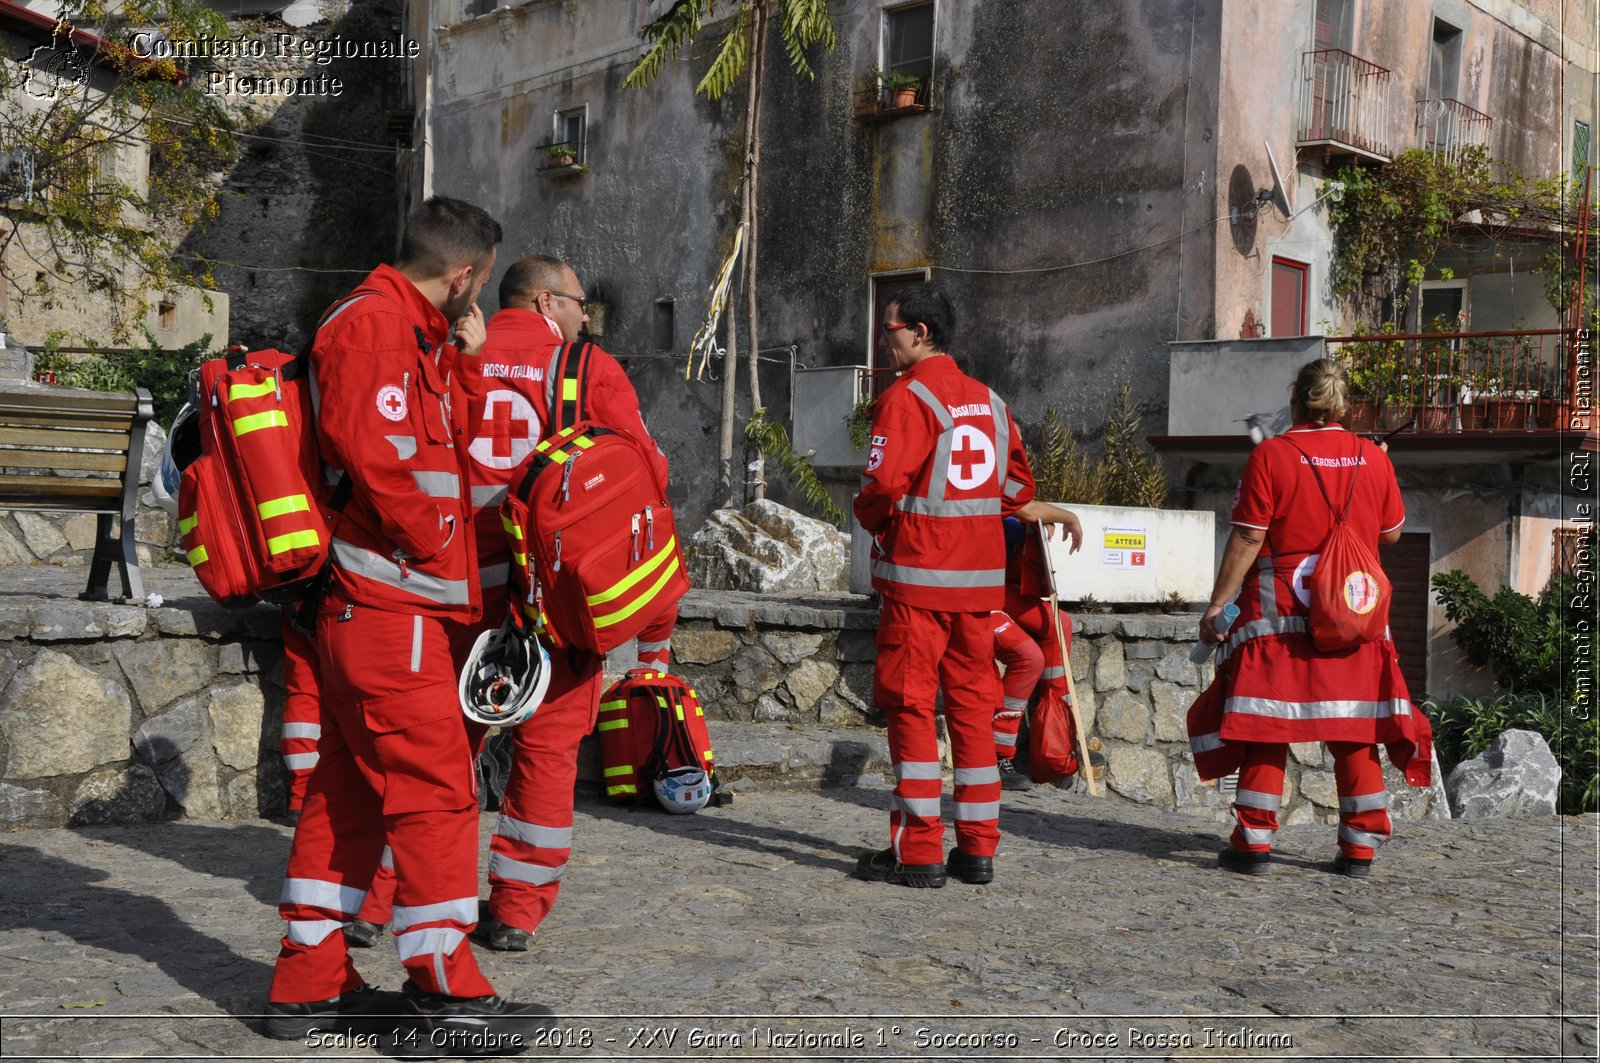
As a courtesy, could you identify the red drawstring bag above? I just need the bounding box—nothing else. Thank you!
[1284,437,1392,650]
[1028,684,1081,784]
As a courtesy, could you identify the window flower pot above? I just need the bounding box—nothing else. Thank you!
[890,85,918,108]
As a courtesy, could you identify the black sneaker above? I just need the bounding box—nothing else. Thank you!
[1217,846,1272,876]
[1330,853,1373,879]
[262,983,391,1041]
[343,918,383,948]
[853,847,947,888]
[469,901,531,952]
[945,848,994,885]
[997,757,1034,791]
[395,980,556,1058]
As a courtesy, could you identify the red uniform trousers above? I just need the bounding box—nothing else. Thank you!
[1231,741,1392,859]
[990,612,1042,762]
[632,604,677,671]
[269,596,495,1003]
[874,598,1004,865]
[993,591,1073,762]
[279,614,322,815]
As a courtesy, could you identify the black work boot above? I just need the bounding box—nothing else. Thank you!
[262,983,394,1040]
[945,848,995,885]
[853,847,947,888]
[395,981,556,1058]
[1330,853,1374,878]
[997,757,1034,791]
[469,901,531,952]
[1216,846,1272,876]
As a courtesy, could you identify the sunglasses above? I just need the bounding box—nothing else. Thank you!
[880,321,912,337]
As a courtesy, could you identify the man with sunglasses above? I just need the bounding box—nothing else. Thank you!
[854,283,1073,889]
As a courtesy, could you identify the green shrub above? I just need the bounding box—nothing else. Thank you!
[1425,693,1598,814]
[32,328,214,424]
[1026,386,1166,508]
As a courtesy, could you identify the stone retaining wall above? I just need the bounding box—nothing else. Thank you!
[0,573,1449,828]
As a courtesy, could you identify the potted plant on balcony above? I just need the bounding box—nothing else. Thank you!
[547,142,577,168]
[883,70,921,109]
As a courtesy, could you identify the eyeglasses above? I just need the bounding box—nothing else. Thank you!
[547,286,592,312]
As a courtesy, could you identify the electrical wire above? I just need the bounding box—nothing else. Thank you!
[933,211,1236,276]
[177,253,369,275]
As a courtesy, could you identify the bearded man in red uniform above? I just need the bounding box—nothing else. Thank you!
[264,197,552,1051]
[853,284,1076,888]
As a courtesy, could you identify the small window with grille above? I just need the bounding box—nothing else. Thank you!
[1554,526,1592,576]
[884,3,934,105]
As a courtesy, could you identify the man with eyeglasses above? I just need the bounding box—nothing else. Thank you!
[853,283,1078,889]
[350,254,678,953]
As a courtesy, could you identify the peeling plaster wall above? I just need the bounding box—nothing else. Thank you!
[427,0,1225,530]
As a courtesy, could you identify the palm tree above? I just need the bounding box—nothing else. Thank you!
[624,0,836,503]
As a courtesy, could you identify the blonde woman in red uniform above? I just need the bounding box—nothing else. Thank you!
[1187,358,1432,878]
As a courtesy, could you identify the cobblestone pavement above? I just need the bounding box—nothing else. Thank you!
[0,783,1594,1061]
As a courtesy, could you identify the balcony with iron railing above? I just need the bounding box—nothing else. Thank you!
[1324,328,1572,434]
[1296,48,1394,162]
[1417,97,1492,166]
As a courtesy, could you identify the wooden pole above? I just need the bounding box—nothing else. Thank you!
[1047,593,1098,797]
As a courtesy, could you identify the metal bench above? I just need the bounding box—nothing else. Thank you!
[0,380,154,601]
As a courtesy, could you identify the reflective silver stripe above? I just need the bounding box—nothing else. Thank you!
[894,495,1002,517]
[488,851,567,886]
[955,800,1000,821]
[410,615,423,673]
[1216,616,1309,667]
[637,639,672,655]
[282,722,321,740]
[1226,696,1414,721]
[1041,666,1066,680]
[894,761,942,781]
[1190,731,1225,753]
[280,877,364,915]
[472,483,508,509]
[1004,477,1027,499]
[873,560,1006,589]
[284,919,344,946]
[394,926,467,963]
[1340,791,1390,813]
[412,471,460,498]
[1257,554,1279,620]
[994,732,1018,747]
[386,435,418,461]
[1238,826,1276,846]
[1339,824,1389,849]
[908,381,954,429]
[283,752,319,771]
[1234,788,1282,811]
[893,794,942,818]
[479,562,510,589]
[954,765,1001,787]
[494,815,574,850]
[378,845,394,870]
[332,539,469,605]
[392,897,478,933]
[1003,696,1029,712]
[989,389,1009,491]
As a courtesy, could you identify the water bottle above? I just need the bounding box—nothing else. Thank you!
[1189,603,1241,662]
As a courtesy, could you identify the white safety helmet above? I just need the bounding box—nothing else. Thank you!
[458,619,551,727]
[652,767,712,815]
[150,401,200,517]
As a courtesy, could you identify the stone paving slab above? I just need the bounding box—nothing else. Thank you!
[0,783,1594,1061]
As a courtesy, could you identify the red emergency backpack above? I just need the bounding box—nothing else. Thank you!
[501,340,689,652]
[1282,436,1392,650]
[595,670,721,810]
[177,297,364,606]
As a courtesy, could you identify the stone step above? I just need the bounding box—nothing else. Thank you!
[575,722,894,795]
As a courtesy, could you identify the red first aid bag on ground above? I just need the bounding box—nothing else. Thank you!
[1028,684,1081,784]
[595,670,716,807]
[1284,437,1392,651]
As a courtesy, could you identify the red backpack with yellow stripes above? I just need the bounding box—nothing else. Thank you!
[177,296,364,606]
[596,670,721,810]
[501,341,689,652]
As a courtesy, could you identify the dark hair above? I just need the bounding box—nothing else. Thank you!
[888,283,955,350]
[499,255,568,308]
[396,196,503,279]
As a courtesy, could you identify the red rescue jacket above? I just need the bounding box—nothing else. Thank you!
[854,354,1035,612]
[310,264,478,620]
[454,309,668,600]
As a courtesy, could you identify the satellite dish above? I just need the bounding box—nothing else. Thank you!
[1261,140,1293,220]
